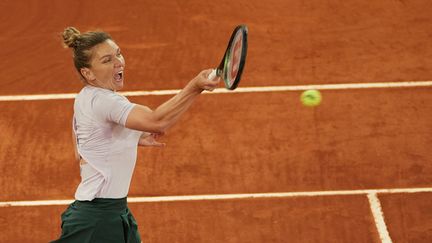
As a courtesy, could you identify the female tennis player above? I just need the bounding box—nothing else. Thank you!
[51,27,220,243]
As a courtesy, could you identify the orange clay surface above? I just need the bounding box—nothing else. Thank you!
[0,0,432,242]
[1,196,381,243]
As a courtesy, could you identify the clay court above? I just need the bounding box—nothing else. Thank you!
[0,0,432,242]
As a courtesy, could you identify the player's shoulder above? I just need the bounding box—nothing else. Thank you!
[77,86,127,102]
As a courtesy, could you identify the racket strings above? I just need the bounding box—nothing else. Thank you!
[227,33,244,85]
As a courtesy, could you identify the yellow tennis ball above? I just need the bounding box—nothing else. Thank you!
[301,89,322,107]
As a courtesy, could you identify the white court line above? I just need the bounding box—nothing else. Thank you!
[0,187,431,207]
[1,80,432,101]
[368,193,393,243]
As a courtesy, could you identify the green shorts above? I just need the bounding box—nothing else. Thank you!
[51,198,141,243]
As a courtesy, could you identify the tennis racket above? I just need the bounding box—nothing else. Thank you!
[208,25,248,90]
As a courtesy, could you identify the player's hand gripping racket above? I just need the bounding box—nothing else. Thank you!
[208,25,248,90]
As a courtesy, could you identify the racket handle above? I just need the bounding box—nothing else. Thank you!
[208,69,217,80]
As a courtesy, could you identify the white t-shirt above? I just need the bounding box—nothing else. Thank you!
[72,85,142,200]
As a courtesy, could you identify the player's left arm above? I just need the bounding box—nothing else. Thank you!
[138,132,166,147]
[71,129,81,163]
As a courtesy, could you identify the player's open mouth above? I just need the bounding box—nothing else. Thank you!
[114,71,123,82]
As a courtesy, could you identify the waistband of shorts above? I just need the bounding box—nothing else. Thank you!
[73,197,128,211]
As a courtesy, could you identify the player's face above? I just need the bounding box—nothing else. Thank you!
[83,39,125,91]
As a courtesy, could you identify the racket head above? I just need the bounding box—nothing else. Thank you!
[218,25,248,90]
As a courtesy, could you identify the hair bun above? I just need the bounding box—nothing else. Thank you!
[62,27,81,48]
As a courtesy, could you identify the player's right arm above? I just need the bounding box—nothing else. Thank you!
[125,69,220,133]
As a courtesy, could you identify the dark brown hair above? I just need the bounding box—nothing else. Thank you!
[62,27,112,79]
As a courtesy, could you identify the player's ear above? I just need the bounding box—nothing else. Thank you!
[80,68,95,82]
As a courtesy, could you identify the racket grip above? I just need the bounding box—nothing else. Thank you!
[208,69,217,80]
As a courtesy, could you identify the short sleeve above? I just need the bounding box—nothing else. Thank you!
[91,92,135,126]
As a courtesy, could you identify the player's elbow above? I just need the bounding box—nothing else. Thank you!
[126,105,170,133]
[140,114,171,134]
[149,120,169,134]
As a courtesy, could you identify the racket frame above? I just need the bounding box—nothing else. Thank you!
[214,25,248,90]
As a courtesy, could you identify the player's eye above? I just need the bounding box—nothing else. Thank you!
[116,50,122,57]
[102,58,111,63]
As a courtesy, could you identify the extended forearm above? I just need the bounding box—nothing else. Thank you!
[152,81,202,130]
[125,69,218,133]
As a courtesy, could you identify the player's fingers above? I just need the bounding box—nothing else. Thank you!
[208,76,221,84]
[205,80,220,90]
[200,69,213,78]
[204,84,218,91]
[153,142,166,147]
[193,69,220,91]
[152,132,165,138]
